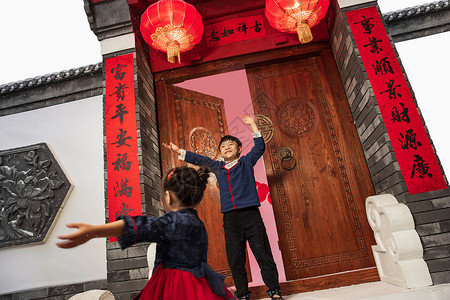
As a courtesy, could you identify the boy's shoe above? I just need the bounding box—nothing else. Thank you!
[235,291,251,299]
[267,288,284,299]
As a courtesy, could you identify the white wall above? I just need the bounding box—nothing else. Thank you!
[378,0,450,179]
[0,96,106,294]
[395,31,450,178]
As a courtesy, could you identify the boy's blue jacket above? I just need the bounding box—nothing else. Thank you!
[181,134,265,213]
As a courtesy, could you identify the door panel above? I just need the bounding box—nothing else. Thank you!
[246,49,376,280]
[156,84,251,286]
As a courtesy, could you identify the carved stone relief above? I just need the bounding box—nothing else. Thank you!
[0,143,73,248]
[366,194,432,288]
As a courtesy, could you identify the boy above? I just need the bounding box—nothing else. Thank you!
[163,114,283,300]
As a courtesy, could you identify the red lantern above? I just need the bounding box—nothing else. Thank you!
[265,0,329,44]
[140,0,204,63]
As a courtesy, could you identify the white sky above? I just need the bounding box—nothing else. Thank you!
[0,0,428,85]
[0,0,449,175]
[0,0,430,85]
[0,0,101,85]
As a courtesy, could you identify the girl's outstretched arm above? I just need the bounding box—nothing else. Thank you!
[56,220,125,249]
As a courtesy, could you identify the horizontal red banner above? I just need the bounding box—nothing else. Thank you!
[205,15,267,47]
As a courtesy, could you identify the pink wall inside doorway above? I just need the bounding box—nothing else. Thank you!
[175,70,286,286]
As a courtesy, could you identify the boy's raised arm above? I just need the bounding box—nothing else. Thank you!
[242,113,259,133]
[242,113,265,164]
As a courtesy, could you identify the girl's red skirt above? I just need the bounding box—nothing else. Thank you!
[134,264,234,300]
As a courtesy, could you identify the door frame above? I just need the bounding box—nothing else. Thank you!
[154,42,329,84]
[154,42,379,298]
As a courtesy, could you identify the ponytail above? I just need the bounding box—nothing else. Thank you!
[163,166,212,207]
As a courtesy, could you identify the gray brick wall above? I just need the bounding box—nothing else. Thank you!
[102,42,162,298]
[88,0,162,297]
[329,1,450,284]
[99,7,163,298]
[100,48,148,298]
[135,34,163,218]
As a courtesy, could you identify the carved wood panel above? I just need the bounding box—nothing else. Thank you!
[246,50,376,280]
[157,84,252,286]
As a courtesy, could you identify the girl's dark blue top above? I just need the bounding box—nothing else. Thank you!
[117,209,208,269]
[117,209,227,297]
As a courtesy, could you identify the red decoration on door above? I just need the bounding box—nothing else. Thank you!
[105,54,142,241]
[256,181,272,205]
[346,6,446,194]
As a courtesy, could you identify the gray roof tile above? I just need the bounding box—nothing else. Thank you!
[384,1,450,23]
[0,62,103,95]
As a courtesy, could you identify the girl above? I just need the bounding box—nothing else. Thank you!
[57,166,234,300]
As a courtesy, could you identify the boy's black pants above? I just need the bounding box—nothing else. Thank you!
[223,206,279,297]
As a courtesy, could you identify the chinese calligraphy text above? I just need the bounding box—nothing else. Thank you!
[346,6,446,194]
[105,54,142,241]
[205,15,266,47]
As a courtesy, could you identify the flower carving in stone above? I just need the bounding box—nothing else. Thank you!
[0,143,72,248]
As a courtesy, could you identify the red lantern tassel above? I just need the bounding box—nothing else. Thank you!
[167,41,181,63]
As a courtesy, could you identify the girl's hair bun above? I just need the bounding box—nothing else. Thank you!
[197,166,211,186]
[162,166,212,208]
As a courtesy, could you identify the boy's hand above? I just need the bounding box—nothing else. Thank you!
[242,113,255,125]
[242,113,259,133]
[56,223,95,249]
[162,142,181,154]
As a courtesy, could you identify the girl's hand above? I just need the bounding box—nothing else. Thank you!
[56,223,95,249]
[162,142,181,154]
[242,113,255,125]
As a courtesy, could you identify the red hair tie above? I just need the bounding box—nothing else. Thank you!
[167,169,175,180]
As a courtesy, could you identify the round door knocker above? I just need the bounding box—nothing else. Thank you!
[278,147,296,170]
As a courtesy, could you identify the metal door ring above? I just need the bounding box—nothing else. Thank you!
[281,156,296,170]
[278,147,296,170]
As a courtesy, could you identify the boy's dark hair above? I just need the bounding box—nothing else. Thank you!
[162,166,211,207]
[218,135,242,150]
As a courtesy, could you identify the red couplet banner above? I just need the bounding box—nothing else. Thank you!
[204,15,267,47]
[105,53,142,240]
[346,6,446,194]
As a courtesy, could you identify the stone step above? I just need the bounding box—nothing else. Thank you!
[259,282,450,300]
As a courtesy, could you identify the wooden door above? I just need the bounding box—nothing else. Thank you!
[156,84,249,286]
[246,49,377,281]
